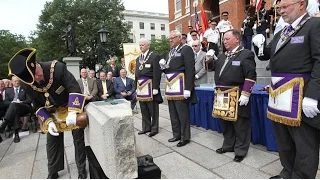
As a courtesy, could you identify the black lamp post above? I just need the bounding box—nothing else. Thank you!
[97,26,109,71]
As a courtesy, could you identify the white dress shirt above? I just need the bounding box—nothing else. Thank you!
[203,28,220,44]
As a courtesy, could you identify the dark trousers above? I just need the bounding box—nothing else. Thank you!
[47,128,86,176]
[273,121,319,179]
[219,115,251,156]
[242,35,252,50]
[140,101,159,133]
[115,93,137,110]
[168,100,190,141]
[4,103,32,130]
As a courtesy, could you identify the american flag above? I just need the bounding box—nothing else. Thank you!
[256,0,263,11]
[195,8,201,33]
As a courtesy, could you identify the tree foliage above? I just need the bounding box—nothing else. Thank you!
[150,38,170,57]
[30,0,130,71]
[0,30,28,79]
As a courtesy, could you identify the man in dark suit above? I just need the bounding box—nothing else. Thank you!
[135,38,163,137]
[97,71,114,100]
[159,30,197,147]
[105,58,120,77]
[8,48,87,179]
[252,0,320,178]
[241,13,255,50]
[0,76,33,143]
[114,69,137,110]
[211,29,256,163]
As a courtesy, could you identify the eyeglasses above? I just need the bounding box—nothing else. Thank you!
[169,36,178,40]
[192,45,199,47]
[277,1,300,11]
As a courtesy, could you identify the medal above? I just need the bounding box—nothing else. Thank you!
[139,52,152,71]
[139,65,143,70]
[45,92,49,98]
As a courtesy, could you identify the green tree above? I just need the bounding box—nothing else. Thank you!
[150,38,170,56]
[30,0,130,71]
[0,30,28,79]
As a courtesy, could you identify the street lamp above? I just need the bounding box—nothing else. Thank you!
[98,26,109,43]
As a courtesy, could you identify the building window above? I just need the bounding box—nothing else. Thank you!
[188,20,191,26]
[127,21,133,29]
[161,35,166,39]
[175,24,182,33]
[161,24,165,31]
[151,34,156,40]
[129,33,133,40]
[139,22,144,29]
[175,0,181,12]
[140,34,145,39]
[185,0,190,14]
[150,23,155,30]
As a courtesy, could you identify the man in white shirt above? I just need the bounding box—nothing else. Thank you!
[217,11,233,52]
[188,30,200,47]
[203,20,220,55]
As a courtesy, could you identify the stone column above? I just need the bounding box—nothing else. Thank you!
[85,99,138,179]
[63,57,82,79]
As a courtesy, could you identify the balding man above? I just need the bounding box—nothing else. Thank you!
[114,69,137,110]
[159,30,197,147]
[135,38,163,137]
[77,68,98,102]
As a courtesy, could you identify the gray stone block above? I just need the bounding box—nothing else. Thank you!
[154,152,220,179]
[6,133,39,156]
[35,145,47,160]
[0,151,35,179]
[159,109,171,120]
[38,135,47,146]
[64,137,74,147]
[32,159,48,179]
[192,132,224,150]
[213,161,270,179]
[238,147,279,168]
[162,126,204,136]
[151,128,177,147]
[85,100,138,179]
[172,142,232,170]
[65,145,75,165]
[133,117,143,131]
[159,117,172,128]
[260,160,282,176]
[0,140,11,157]
[159,104,169,111]
[135,131,173,158]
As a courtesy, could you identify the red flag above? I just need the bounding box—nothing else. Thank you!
[256,0,262,11]
[200,2,209,32]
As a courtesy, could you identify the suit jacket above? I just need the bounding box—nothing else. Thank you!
[213,46,257,118]
[255,15,320,128]
[4,87,32,105]
[194,50,207,86]
[113,77,136,95]
[163,43,197,104]
[105,65,120,77]
[77,78,98,97]
[21,61,82,111]
[135,51,163,103]
[96,79,114,99]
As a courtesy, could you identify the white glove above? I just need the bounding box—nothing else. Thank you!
[152,89,158,95]
[252,34,265,48]
[48,121,59,136]
[238,95,249,106]
[66,111,77,126]
[302,97,320,118]
[195,75,199,79]
[159,59,166,69]
[206,49,215,56]
[241,28,244,32]
[184,90,191,99]
[265,28,270,33]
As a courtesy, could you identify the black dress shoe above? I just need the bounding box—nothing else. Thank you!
[78,174,87,179]
[233,155,245,162]
[216,148,234,154]
[47,172,59,179]
[13,133,20,143]
[168,137,180,142]
[138,130,150,135]
[269,175,282,179]
[177,140,190,147]
[0,135,2,143]
[148,132,158,137]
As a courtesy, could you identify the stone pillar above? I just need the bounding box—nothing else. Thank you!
[63,57,82,79]
[85,99,138,179]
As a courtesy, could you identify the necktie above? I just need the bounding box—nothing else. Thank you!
[141,55,145,61]
[195,53,197,59]
[285,25,293,35]
[83,80,90,95]
[170,48,176,56]
[14,88,19,101]
[102,81,108,95]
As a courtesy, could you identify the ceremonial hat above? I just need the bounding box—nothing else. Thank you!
[190,30,198,34]
[8,48,36,85]
[221,11,229,16]
[210,20,217,25]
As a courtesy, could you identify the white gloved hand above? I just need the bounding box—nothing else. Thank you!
[152,89,158,95]
[238,95,249,106]
[184,90,191,99]
[48,121,59,136]
[159,59,166,69]
[66,111,77,126]
[252,34,266,48]
[302,97,320,118]
[195,75,199,79]
[265,28,270,33]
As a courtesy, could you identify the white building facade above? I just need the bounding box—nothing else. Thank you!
[123,10,169,42]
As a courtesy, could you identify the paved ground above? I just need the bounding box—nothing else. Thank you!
[0,103,319,179]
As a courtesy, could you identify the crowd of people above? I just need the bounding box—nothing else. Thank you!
[1,0,320,179]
